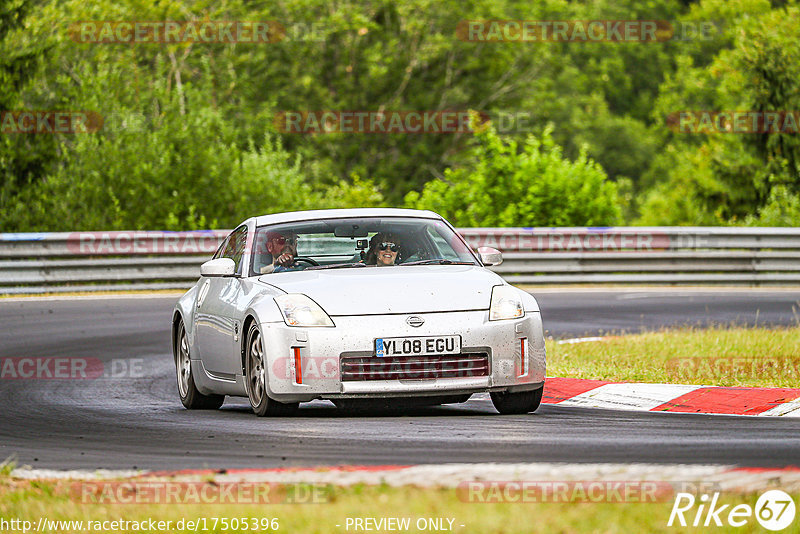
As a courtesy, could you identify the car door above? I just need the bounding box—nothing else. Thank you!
[194,225,247,379]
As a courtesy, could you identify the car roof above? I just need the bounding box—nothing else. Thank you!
[252,208,442,227]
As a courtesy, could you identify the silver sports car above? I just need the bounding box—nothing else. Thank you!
[172,208,546,416]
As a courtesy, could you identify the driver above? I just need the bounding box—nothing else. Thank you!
[260,231,300,273]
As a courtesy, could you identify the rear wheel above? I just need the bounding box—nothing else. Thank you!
[175,319,224,410]
[245,324,298,417]
[490,386,543,415]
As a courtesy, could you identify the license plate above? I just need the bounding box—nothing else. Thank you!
[375,335,461,357]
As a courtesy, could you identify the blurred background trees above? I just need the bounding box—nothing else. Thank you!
[1,0,799,230]
[406,119,622,226]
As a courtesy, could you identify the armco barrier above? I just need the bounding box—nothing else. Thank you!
[1,227,799,293]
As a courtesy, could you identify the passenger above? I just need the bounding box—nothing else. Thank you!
[260,231,299,273]
[363,233,402,266]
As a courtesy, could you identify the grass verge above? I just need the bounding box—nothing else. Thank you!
[546,326,800,387]
[1,476,795,533]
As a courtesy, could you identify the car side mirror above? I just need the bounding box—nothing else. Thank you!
[477,246,503,266]
[200,258,236,277]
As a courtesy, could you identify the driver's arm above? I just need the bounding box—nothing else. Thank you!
[259,254,292,274]
[274,252,295,267]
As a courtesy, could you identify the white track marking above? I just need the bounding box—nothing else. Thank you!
[558,383,704,411]
[556,336,606,345]
[11,463,800,493]
[760,397,800,417]
[10,468,142,479]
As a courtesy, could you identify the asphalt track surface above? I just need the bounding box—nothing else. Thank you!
[0,290,798,470]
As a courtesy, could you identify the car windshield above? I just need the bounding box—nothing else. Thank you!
[250,216,478,275]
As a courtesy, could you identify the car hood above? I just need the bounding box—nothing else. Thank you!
[258,265,504,315]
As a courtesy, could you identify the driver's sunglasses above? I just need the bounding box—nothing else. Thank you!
[379,242,400,252]
[272,236,297,246]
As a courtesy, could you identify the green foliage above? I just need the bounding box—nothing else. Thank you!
[2,0,799,230]
[0,0,56,217]
[320,175,385,210]
[0,0,43,109]
[0,456,16,476]
[2,0,674,230]
[746,185,800,226]
[729,6,800,193]
[3,95,388,231]
[637,137,763,225]
[405,119,621,227]
[4,104,317,230]
[641,1,800,225]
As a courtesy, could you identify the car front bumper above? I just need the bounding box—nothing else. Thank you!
[256,309,546,403]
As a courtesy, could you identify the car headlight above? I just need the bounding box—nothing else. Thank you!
[274,294,335,327]
[489,285,525,321]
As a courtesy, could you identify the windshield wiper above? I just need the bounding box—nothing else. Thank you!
[400,259,475,266]
[307,262,368,270]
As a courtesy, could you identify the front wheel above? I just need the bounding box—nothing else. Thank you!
[175,319,224,410]
[245,324,298,417]
[490,386,543,415]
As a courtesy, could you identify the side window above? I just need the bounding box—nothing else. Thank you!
[212,236,229,260]
[221,226,247,275]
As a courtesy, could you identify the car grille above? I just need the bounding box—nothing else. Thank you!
[340,353,489,382]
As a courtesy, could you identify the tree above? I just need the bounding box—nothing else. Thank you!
[405,118,622,226]
[0,0,54,218]
[638,0,799,225]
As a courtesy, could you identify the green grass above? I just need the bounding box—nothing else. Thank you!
[1,477,795,533]
[546,326,800,387]
[0,458,15,477]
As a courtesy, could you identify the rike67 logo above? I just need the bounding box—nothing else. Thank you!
[668,490,796,530]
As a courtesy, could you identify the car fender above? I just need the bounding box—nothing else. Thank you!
[515,286,541,313]
[243,286,286,328]
[515,287,545,376]
[172,283,199,349]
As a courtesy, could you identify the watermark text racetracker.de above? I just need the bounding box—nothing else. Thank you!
[460,228,675,252]
[457,480,719,504]
[1,111,103,134]
[274,110,479,134]
[667,357,800,382]
[0,357,144,380]
[272,355,497,382]
[273,110,548,135]
[456,20,721,42]
[667,111,800,134]
[73,481,329,504]
[67,229,702,255]
[69,20,326,43]
[66,231,227,255]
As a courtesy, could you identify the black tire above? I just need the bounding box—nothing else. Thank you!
[174,319,224,410]
[490,386,543,415]
[245,323,298,417]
